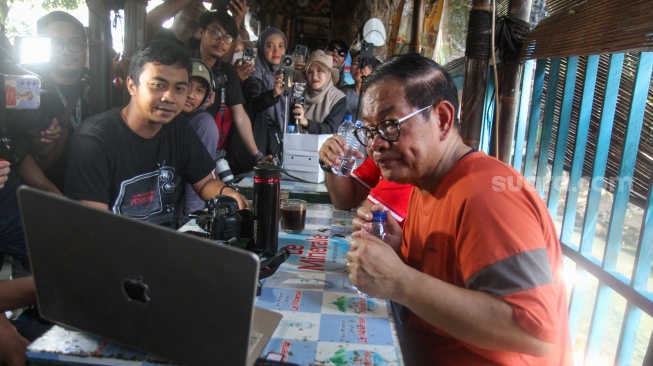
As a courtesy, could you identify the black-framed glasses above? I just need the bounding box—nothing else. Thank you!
[51,38,86,53]
[354,105,433,147]
[205,27,234,43]
[325,45,347,58]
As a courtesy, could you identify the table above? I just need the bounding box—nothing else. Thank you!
[26,204,404,365]
[234,173,331,204]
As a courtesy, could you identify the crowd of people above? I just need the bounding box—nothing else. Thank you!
[0,1,573,365]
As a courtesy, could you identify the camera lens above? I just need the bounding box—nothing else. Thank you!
[215,158,234,185]
[283,56,293,67]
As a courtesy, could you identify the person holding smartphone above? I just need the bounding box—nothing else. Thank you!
[228,27,287,173]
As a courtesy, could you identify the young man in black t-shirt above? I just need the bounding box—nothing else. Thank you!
[65,40,249,226]
[193,10,273,173]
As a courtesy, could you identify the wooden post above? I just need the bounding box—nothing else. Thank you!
[386,0,406,58]
[460,0,492,150]
[409,0,425,53]
[86,0,113,115]
[122,0,147,106]
[489,0,532,163]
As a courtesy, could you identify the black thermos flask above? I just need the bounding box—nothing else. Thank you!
[253,163,280,257]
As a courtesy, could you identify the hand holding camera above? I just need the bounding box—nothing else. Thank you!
[292,103,306,128]
[273,70,284,98]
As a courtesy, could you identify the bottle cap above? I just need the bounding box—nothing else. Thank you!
[372,211,387,221]
[288,125,296,133]
[344,114,353,121]
[254,163,280,179]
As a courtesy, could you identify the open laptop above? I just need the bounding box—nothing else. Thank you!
[18,186,281,366]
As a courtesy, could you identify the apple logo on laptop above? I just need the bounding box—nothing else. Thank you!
[123,276,150,304]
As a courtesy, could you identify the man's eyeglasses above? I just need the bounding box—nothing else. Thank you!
[51,38,86,53]
[205,27,234,44]
[325,45,347,58]
[354,105,433,147]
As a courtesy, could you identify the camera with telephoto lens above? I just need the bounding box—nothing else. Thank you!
[196,195,242,243]
[214,148,234,186]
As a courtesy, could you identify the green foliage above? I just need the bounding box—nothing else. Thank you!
[38,0,85,11]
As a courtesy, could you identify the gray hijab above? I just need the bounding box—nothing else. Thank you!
[252,27,287,130]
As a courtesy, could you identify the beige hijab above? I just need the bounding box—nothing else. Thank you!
[304,50,345,123]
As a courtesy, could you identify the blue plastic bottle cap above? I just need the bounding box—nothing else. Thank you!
[288,125,296,133]
[372,211,387,221]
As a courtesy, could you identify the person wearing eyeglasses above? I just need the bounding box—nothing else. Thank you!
[324,39,349,87]
[345,54,572,366]
[64,40,251,227]
[11,11,91,197]
[145,0,247,55]
[193,10,273,172]
[339,51,377,121]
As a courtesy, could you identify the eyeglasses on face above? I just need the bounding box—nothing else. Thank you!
[354,105,434,147]
[205,27,234,43]
[325,45,347,58]
[51,38,86,53]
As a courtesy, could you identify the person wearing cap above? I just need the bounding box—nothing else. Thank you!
[64,40,250,227]
[178,59,219,222]
[292,50,346,134]
[325,39,349,87]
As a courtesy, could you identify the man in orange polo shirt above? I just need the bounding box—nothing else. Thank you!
[346,54,572,366]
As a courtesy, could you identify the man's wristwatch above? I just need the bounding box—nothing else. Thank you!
[253,150,264,161]
[318,159,332,173]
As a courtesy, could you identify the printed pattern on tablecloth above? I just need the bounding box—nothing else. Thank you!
[261,339,401,366]
[324,272,359,293]
[27,326,174,365]
[317,314,394,345]
[257,235,403,365]
[279,235,349,273]
[320,292,389,318]
[257,287,325,313]
[272,311,322,341]
[262,270,327,291]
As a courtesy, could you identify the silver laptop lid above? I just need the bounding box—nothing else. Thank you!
[18,186,263,366]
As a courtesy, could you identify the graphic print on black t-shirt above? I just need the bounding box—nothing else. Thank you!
[112,165,178,221]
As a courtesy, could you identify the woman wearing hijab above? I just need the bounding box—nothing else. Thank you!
[293,50,346,134]
[227,27,286,174]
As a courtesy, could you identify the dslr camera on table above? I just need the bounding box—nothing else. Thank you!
[189,164,290,292]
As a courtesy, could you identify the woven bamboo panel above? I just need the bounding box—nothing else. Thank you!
[522,0,653,59]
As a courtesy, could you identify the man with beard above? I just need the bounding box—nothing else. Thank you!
[64,40,249,227]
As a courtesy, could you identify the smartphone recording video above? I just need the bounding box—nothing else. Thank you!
[241,46,256,67]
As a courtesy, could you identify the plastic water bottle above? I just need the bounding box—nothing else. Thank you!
[369,211,387,240]
[332,115,363,177]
